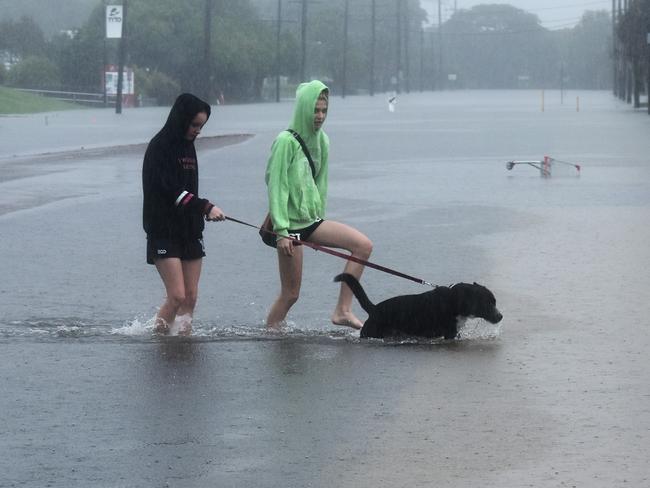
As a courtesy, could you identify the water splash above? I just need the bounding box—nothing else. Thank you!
[110,316,155,336]
[457,318,503,341]
[1,316,501,344]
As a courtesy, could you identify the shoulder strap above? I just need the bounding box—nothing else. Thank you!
[286,129,316,180]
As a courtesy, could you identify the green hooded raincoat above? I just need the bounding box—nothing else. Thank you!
[265,80,330,240]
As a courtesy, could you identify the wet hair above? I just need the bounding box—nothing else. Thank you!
[318,89,329,102]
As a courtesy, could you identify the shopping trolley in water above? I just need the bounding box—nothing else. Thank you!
[506,156,581,177]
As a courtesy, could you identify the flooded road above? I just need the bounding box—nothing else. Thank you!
[1,90,649,487]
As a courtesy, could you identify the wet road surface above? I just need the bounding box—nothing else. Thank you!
[1,90,649,487]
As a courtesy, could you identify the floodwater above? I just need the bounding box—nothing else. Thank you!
[1,90,649,487]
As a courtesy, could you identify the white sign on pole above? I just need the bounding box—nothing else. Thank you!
[105,69,134,95]
[106,5,123,39]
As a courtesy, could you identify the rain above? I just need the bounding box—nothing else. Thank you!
[1,1,649,487]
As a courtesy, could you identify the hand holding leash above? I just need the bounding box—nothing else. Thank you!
[207,206,225,221]
[277,236,295,256]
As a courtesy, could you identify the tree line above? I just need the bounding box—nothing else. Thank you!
[0,0,613,105]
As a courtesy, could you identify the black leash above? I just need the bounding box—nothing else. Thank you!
[225,216,435,287]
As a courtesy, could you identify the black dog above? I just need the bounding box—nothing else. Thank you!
[334,273,503,340]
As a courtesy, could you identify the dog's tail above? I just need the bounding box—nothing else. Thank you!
[334,273,375,313]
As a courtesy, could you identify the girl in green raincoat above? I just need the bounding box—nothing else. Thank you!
[264,80,373,329]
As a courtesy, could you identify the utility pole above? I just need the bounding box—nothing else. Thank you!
[612,0,618,96]
[370,0,376,96]
[276,0,282,102]
[102,52,108,107]
[617,0,624,100]
[102,0,108,107]
[396,0,402,94]
[419,27,424,92]
[203,0,213,103]
[560,62,564,105]
[300,0,307,82]
[624,0,631,104]
[404,0,410,93]
[430,29,436,90]
[342,0,349,97]
[437,0,443,90]
[115,0,127,114]
[647,32,650,115]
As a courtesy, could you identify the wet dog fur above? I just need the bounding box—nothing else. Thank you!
[334,273,503,340]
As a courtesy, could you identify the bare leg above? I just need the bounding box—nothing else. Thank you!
[266,245,303,329]
[309,221,373,329]
[176,258,202,336]
[154,258,186,334]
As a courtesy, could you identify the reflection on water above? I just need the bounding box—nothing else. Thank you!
[157,339,198,364]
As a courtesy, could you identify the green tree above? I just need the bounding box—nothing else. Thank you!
[210,3,276,100]
[0,16,47,59]
[270,0,427,94]
[562,11,612,89]
[618,0,650,71]
[7,56,61,89]
[133,66,180,104]
[442,5,553,89]
[0,0,97,37]
[48,27,104,92]
[122,0,282,101]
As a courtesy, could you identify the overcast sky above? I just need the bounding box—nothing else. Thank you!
[420,0,613,29]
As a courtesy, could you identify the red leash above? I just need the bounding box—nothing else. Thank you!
[225,216,435,287]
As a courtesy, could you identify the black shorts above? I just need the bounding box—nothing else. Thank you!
[146,237,205,265]
[287,219,324,246]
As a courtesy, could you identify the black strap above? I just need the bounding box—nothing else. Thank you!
[287,129,316,180]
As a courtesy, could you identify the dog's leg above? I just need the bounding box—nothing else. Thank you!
[441,319,458,340]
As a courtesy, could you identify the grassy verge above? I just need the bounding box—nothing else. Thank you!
[0,86,81,114]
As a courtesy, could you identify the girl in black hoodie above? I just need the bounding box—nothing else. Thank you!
[142,93,225,335]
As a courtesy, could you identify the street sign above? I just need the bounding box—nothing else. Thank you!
[106,5,123,39]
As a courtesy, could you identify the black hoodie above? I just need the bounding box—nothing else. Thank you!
[142,93,214,241]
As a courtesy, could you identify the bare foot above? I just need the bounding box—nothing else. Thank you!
[265,320,285,332]
[331,312,363,330]
[177,322,192,336]
[176,314,192,336]
[153,318,169,335]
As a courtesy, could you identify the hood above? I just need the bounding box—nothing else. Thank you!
[288,80,329,145]
[158,93,211,144]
